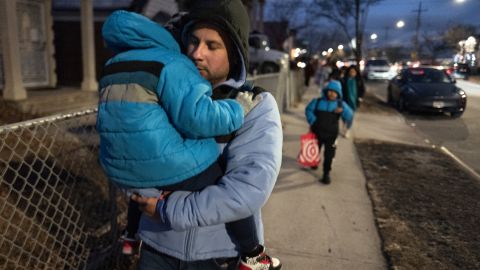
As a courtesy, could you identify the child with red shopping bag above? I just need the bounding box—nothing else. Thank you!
[304,80,354,184]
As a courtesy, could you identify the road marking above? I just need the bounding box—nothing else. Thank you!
[440,146,480,182]
[457,80,480,97]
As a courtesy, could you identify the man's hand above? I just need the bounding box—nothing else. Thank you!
[334,107,343,114]
[235,91,262,116]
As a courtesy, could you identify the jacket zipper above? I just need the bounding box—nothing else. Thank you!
[184,227,196,260]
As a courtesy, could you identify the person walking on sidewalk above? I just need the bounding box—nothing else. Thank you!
[305,80,354,184]
[341,65,365,112]
[125,0,283,269]
[340,65,364,137]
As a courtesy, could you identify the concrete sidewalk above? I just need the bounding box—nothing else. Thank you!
[262,85,387,269]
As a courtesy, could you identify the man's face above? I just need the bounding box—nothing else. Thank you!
[186,27,230,86]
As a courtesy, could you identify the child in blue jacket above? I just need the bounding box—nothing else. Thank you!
[305,80,354,184]
[97,10,266,260]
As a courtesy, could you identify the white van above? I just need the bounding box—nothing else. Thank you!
[363,59,397,80]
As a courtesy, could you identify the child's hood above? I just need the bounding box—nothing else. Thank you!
[102,10,180,54]
[322,80,343,99]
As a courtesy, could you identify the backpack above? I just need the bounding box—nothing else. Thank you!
[213,84,266,143]
[310,98,342,140]
[213,85,267,172]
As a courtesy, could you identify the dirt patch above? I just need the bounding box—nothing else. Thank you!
[356,139,480,270]
[355,91,480,269]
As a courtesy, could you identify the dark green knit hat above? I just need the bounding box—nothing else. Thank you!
[183,0,250,70]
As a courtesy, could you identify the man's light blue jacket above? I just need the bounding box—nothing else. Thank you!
[138,92,283,260]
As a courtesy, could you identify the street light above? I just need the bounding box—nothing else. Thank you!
[338,44,344,50]
[370,33,378,41]
[396,20,405,28]
[454,0,465,3]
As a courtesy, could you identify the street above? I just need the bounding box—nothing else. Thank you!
[366,80,480,176]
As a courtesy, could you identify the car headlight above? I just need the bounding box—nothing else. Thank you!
[457,89,467,98]
[296,61,306,68]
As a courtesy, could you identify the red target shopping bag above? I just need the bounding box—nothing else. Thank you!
[297,131,321,167]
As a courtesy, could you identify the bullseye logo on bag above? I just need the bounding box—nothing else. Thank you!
[302,139,319,162]
[297,132,321,167]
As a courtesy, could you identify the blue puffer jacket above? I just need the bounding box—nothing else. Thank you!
[97,11,244,188]
[305,80,354,128]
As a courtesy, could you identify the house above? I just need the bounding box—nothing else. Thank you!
[1,0,112,101]
[0,0,264,104]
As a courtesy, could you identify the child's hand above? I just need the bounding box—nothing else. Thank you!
[131,191,172,219]
[131,193,158,218]
[131,193,161,219]
[235,91,262,116]
[334,107,343,114]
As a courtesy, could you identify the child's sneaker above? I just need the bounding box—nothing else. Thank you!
[121,236,141,255]
[238,245,282,270]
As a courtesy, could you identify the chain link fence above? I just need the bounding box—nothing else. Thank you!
[0,110,134,270]
[0,70,305,269]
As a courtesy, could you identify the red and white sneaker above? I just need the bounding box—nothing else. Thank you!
[238,246,282,270]
[121,237,141,255]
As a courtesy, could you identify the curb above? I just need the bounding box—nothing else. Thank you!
[440,146,480,182]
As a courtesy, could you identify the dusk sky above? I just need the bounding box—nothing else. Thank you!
[265,0,480,50]
[366,0,480,45]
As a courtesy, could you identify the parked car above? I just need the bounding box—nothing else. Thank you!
[363,58,397,80]
[447,63,470,80]
[248,32,288,74]
[387,67,467,117]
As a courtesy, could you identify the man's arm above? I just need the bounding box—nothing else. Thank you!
[162,93,282,231]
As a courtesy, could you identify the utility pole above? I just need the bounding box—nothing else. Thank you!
[355,0,361,64]
[412,1,427,60]
[384,26,390,47]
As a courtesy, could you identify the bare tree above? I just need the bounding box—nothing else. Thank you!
[383,46,408,63]
[307,0,383,65]
[443,24,477,50]
[302,27,347,56]
[266,0,302,22]
[422,31,448,63]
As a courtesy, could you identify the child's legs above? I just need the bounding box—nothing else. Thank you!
[226,215,259,253]
[321,137,337,173]
[126,198,142,238]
